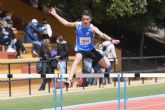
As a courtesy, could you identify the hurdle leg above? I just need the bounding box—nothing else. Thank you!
[8,64,12,97]
[60,74,63,110]
[124,77,127,110]
[142,77,144,84]
[28,63,32,95]
[155,77,157,83]
[118,73,120,110]
[128,77,131,85]
[54,77,57,110]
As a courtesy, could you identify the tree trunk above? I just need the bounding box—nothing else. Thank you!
[140,33,145,57]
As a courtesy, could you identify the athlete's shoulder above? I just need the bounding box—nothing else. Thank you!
[91,25,98,32]
[75,21,82,28]
[90,23,94,27]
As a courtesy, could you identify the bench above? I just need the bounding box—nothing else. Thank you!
[0,52,17,59]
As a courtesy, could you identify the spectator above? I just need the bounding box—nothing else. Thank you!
[2,13,13,28]
[102,40,118,84]
[0,20,26,58]
[10,38,26,58]
[82,58,95,86]
[24,19,41,43]
[0,21,13,47]
[40,17,52,43]
[56,35,69,74]
[24,19,45,56]
[93,43,105,86]
[38,43,58,91]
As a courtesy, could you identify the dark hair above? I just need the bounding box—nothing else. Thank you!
[82,10,92,18]
[42,17,48,24]
[57,35,63,41]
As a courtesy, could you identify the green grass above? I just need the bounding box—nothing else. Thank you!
[0,84,165,110]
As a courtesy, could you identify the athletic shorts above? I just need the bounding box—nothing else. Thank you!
[76,49,103,63]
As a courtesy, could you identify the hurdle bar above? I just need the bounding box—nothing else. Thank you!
[75,73,165,78]
[1,73,165,79]
[75,73,134,78]
[0,74,69,79]
[139,73,165,77]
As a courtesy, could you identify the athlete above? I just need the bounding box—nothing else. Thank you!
[49,8,120,86]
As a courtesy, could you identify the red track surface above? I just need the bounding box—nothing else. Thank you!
[65,96,165,110]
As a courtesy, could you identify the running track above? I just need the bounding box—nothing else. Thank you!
[43,94,165,110]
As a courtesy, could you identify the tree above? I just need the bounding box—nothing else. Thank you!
[40,0,164,38]
[106,0,147,19]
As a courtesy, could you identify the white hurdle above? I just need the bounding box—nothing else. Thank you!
[75,73,165,78]
[0,74,69,79]
[140,73,165,77]
[1,73,165,79]
[75,73,122,78]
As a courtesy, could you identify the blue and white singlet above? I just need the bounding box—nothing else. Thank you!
[75,22,95,52]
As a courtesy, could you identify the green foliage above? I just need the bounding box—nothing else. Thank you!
[106,0,147,19]
[41,0,164,34]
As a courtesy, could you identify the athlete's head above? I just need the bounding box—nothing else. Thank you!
[82,10,92,27]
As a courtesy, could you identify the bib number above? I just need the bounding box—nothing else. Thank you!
[80,37,91,45]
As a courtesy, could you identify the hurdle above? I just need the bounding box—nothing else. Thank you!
[0,73,69,110]
[75,73,165,110]
[75,73,127,110]
[0,73,165,110]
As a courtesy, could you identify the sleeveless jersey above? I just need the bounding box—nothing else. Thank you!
[75,22,94,51]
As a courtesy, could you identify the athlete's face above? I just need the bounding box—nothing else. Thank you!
[82,15,92,26]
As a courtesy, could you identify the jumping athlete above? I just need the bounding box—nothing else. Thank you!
[49,8,120,86]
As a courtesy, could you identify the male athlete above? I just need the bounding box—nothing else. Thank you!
[49,8,120,86]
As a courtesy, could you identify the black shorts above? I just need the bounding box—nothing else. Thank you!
[76,49,103,63]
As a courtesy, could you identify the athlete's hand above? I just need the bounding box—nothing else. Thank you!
[112,39,120,44]
[49,8,57,16]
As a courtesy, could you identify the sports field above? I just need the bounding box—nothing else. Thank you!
[0,83,165,110]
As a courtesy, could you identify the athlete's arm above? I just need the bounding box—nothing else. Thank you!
[93,26,120,44]
[49,8,78,27]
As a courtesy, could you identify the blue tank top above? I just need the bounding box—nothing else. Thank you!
[75,22,94,51]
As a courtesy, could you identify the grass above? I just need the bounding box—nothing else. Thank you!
[0,83,165,110]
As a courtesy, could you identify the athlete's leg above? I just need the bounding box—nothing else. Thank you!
[68,53,83,80]
[89,49,110,69]
[98,56,110,69]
